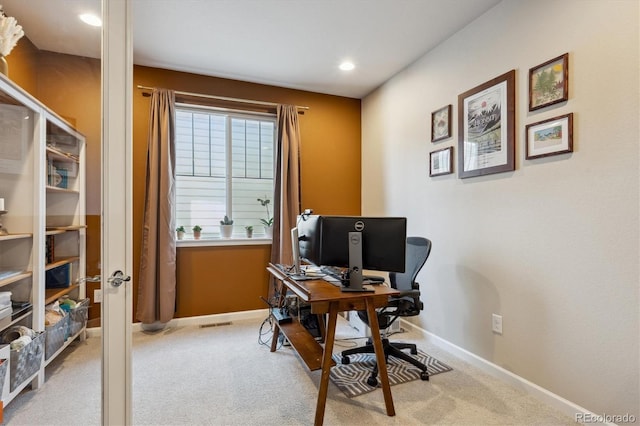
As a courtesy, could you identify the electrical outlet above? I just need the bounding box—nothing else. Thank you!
[492,313,503,334]
[94,289,102,304]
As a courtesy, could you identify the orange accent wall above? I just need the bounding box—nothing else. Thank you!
[9,44,362,320]
[133,67,361,319]
[5,36,39,95]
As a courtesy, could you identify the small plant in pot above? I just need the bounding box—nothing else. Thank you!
[192,225,202,240]
[245,225,253,238]
[176,225,185,240]
[219,215,234,238]
[257,196,274,237]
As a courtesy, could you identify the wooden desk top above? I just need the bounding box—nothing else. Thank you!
[267,263,399,314]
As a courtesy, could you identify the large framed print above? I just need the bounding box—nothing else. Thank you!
[457,70,515,179]
[525,113,573,159]
[529,53,568,111]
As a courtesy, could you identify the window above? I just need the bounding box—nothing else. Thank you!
[175,105,275,238]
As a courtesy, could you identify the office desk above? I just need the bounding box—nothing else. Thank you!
[267,263,399,425]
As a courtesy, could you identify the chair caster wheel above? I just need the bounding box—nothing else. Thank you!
[420,371,430,381]
[367,376,378,387]
[341,356,350,365]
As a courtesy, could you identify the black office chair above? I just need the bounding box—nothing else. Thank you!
[340,236,432,387]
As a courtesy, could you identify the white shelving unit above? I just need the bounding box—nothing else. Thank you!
[0,73,86,406]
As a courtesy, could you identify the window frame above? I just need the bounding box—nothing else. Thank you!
[174,103,276,246]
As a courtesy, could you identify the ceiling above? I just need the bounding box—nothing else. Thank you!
[2,0,500,99]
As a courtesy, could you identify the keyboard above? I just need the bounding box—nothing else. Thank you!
[320,266,345,277]
[320,266,385,284]
[322,274,343,287]
[363,275,385,284]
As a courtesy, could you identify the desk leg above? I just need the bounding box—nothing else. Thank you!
[317,314,326,344]
[269,323,280,352]
[315,302,338,426]
[270,279,286,353]
[365,298,396,417]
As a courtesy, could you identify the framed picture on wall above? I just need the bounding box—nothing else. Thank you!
[431,104,452,142]
[457,70,515,179]
[525,113,573,159]
[429,146,453,177]
[529,53,569,111]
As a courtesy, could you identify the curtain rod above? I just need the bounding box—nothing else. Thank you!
[136,85,309,110]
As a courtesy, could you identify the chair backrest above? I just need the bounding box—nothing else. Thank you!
[389,237,432,292]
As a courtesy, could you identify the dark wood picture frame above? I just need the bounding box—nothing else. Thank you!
[431,104,452,142]
[529,53,569,111]
[457,70,516,179]
[525,113,573,159]
[429,146,453,177]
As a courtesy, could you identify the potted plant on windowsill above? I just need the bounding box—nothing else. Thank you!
[219,215,233,238]
[245,225,253,238]
[192,225,202,240]
[257,196,274,238]
[176,225,185,240]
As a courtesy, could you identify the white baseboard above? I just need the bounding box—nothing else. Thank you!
[86,308,269,337]
[400,319,605,424]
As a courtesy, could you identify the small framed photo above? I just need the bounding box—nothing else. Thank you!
[525,113,573,160]
[529,53,569,111]
[430,146,453,177]
[431,104,452,142]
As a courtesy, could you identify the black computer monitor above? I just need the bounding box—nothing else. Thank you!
[297,215,407,292]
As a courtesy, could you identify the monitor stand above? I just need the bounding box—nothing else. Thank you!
[291,227,301,274]
[342,231,374,293]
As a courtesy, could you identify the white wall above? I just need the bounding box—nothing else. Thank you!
[362,0,638,418]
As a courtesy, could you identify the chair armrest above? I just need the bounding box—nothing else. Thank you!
[390,289,420,300]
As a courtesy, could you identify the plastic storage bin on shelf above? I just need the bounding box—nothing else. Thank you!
[45,264,71,288]
[0,291,12,329]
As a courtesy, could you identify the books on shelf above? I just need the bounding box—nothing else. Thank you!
[46,160,72,189]
[45,235,55,264]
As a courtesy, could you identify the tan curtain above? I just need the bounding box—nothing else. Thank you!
[137,88,177,325]
[271,105,302,265]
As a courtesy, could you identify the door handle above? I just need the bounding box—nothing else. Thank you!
[107,270,131,287]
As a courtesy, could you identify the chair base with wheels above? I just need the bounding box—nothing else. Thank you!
[341,335,430,386]
[339,236,433,387]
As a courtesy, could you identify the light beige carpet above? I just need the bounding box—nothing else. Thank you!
[3,316,574,425]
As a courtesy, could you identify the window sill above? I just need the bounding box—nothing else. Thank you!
[177,237,272,248]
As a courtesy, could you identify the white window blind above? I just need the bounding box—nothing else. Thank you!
[175,106,275,238]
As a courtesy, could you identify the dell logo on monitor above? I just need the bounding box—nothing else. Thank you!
[354,220,365,231]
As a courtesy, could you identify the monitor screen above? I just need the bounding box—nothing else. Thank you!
[297,215,407,273]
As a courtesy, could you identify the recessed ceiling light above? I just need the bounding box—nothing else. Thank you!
[79,13,102,27]
[339,61,355,71]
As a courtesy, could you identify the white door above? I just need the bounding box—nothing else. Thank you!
[101,1,133,424]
